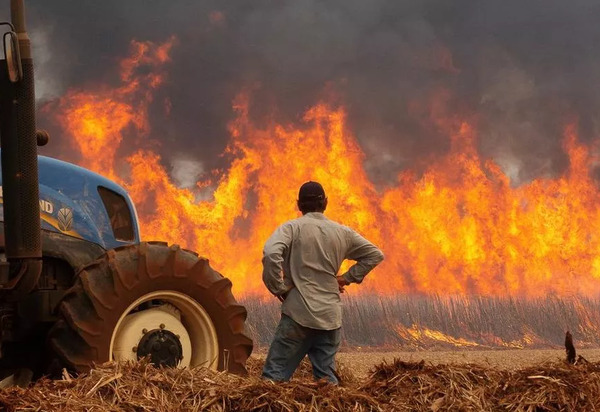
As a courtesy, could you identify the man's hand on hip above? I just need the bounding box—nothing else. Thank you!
[337,276,349,293]
[276,288,292,302]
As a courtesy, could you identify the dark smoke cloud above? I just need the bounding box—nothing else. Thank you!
[3,0,600,187]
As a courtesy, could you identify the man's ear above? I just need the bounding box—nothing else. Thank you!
[323,197,328,211]
[297,199,302,212]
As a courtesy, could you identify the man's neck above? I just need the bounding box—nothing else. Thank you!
[302,211,325,215]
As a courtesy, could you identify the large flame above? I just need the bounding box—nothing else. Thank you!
[56,38,600,297]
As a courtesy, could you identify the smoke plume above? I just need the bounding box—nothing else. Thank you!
[4,0,600,186]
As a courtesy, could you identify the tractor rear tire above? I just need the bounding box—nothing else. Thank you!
[48,242,253,375]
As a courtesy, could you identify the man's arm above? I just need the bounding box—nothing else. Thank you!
[340,230,384,285]
[262,223,294,298]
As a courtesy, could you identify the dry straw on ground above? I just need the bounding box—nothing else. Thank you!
[0,357,599,411]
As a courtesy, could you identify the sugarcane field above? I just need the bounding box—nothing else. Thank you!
[2,0,600,411]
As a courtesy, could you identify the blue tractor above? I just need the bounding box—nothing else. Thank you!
[0,1,252,377]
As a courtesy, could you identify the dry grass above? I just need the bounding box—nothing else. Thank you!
[0,359,372,412]
[361,357,600,411]
[244,294,600,350]
[1,352,600,411]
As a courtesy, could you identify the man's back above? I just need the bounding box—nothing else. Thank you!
[263,212,384,330]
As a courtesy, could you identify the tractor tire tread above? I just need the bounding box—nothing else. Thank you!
[48,242,252,375]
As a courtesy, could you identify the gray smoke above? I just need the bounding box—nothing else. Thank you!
[3,0,600,187]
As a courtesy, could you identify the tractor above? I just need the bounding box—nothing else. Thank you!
[0,0,252,378]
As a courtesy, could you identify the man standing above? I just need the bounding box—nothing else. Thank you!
[261,181,384,384]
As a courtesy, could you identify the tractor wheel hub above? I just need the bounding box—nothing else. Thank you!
[137,329,183,367]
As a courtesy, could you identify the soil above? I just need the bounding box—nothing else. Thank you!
[337,349,600,378]
[254,348,600,379]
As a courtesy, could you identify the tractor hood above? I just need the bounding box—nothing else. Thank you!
[0,154,141,250]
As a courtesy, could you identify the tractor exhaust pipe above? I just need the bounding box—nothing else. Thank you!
[0,0,42,296]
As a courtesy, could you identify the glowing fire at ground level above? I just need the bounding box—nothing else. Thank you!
[52,37,600,299]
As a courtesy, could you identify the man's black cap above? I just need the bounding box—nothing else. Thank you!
[298,181,326,200]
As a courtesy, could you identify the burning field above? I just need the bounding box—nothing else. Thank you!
[7,1,600,408]
[38,36,600,299]
[34,35,600,350]
[28,10,600,353]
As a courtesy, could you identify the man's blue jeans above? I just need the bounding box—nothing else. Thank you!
[262,314,341,384]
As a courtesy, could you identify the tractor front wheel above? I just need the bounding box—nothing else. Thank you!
[48,242,252,375]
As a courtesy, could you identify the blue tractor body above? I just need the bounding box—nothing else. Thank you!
[0,155,140,251]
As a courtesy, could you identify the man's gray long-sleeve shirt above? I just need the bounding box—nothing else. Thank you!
[262,212,384,330]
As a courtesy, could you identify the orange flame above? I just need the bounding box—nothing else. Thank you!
[56,38,600,297]
[57,37,176,181]
[399,324,480,348]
